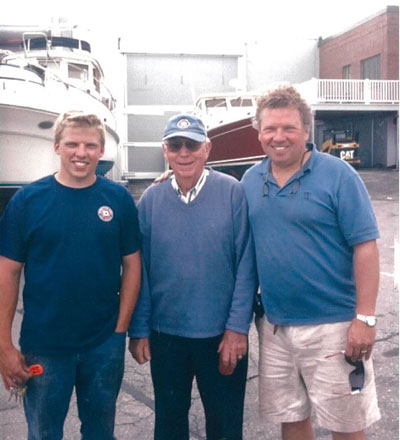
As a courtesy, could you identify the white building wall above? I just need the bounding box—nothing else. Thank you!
[120,38,320,178]
[122,51,241,178]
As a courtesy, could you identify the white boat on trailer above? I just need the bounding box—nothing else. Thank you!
[0,27,119,211]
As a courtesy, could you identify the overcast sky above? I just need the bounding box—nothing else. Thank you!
[2,0,398,91]
[2,0,398,43]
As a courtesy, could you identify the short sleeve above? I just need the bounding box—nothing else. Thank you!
[0,190,26,262]
[337,173,379,246]
[119,189,142,256]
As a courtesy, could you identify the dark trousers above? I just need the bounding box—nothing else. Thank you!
[150,331,248,440]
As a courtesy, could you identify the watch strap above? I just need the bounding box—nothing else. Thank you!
[356,313,377,326]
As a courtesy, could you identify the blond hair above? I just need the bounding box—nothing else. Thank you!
[54,111,106,146]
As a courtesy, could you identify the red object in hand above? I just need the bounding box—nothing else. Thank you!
[29,364,43,376]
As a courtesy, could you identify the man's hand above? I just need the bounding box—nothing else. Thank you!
[154,170,173,184]
[129,338,151,364]
[346,319,376,361]
[217,329,247,375]
[0,345,31,391]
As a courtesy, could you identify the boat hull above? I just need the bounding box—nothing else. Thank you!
[206,116,265,179]
[0,104,119,185]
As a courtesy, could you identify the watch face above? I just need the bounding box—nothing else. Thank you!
[366,317,376,326]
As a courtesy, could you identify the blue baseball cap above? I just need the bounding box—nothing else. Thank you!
[163,114,207,142]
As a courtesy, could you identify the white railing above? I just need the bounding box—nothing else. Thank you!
[317,80,365,102]
[299,79,399,105]
[369,80,399,102]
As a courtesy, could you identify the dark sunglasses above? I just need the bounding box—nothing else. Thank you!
[263,168,300,197]
[325,351,365,395]
[165,139,203,152]
[344,355,365,394]
[263,178,300,197]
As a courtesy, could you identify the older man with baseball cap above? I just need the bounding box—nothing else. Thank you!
[129,114,257,440]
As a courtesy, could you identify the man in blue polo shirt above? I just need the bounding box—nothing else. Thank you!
[241,86,380,440]
[0,112,142,439]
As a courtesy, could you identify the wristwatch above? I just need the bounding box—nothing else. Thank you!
[356,314,377,327]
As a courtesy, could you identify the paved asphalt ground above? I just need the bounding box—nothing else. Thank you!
[0,169,398,440]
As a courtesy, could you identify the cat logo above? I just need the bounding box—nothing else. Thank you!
[97,206,113,222]
[340,150,355,160]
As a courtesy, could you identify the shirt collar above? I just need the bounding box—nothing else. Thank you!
[259,142,316,178]
[170,169,210,203]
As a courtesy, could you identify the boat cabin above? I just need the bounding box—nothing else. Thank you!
[194,94,257,129]
[0,34,115,111]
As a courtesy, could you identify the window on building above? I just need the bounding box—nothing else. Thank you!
[342,65,351,79]
[361,55,381,79]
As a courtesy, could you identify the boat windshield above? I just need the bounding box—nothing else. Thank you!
[230,98,254,107]
[205,98,227,109]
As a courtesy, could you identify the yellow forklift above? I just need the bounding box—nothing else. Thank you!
[320,126,361,167]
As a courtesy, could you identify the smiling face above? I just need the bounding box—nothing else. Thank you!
[258,107,310,172]
[162,136,211,194]
[54,126,104,188]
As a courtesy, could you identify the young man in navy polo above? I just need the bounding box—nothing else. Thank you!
[0,111,142,439]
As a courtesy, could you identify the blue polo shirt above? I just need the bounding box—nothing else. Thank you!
[241,144,379,325]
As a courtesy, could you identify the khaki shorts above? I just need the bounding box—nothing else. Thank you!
[256,318,381,433]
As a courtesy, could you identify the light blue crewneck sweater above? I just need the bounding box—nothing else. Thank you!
[129,170,257,338]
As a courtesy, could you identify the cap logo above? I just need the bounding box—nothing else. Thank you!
[177,119,191,129]
[98,206,113,222]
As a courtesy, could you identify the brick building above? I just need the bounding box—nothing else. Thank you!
[309,6,399,169]
[318,5,399,80]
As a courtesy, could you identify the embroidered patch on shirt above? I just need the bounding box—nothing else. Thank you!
[97,206,114,222]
